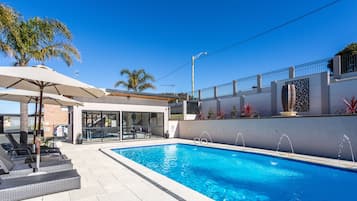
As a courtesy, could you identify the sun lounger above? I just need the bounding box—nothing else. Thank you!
[5,134,61,156]
[0,169,80,201]
[0,147,73,179]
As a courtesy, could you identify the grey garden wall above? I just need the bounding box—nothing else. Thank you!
[178,116,357,160]
[244,91,271,116]
[218,96,241,117]
[329,78,357,114]
[199,72,348,117]
[274,72,329,115]
[201,99,218,118]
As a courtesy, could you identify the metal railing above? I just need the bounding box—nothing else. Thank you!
[216,82,233,97]
[200,87,215,99]
[188,57,332,100]
[170,102,184,114]
[261,67,290,88]
[341,54,357,74]
[295,58,330,77]
[236,75,257,93]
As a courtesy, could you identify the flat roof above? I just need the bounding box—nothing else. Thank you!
[105,89,177,101]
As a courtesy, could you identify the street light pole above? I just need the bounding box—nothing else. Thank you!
[191,56,195,98]
[191,52,207,98]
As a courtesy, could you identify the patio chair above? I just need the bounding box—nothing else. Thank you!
[122,127,135,140]
[134,127,151,139]
[0,169,80,201]
[5,134,61,157]
[0,147,73,179]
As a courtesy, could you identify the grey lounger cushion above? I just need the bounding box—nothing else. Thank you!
[0,169,80,201]
[1,158,73,179]
[0,147,73,179]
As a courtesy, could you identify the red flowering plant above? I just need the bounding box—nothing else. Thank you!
[343,96,357,114]
[242,104,253,117]
[216,111,225,120]
[197,112,205,120]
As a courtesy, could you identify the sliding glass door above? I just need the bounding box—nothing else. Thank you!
[82,111,120,142]
[122,112,164,140]
[82,110,164,142]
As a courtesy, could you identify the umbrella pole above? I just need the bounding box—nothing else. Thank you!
[36,87,44,171]
[33,98,38,153]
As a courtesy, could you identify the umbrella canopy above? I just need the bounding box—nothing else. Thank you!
[0,65,104,137]
[0,89,83,106]
[0,65,103,172]
[0,65,104,98]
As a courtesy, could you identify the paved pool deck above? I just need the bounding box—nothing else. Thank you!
[23,139,211,201]
[23,138,356,201]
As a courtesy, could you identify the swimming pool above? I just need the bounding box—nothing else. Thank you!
[112,143,357,201]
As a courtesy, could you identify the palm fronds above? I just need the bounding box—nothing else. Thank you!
[115,69,156,92]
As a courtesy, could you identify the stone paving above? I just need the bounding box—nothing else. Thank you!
[23,140,179,201]
[22,138,356,201]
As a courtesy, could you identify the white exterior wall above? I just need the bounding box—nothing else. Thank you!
[72,102,169,144]
[329,79,357,114]
[168,120,179,138]
[178,116,357,160]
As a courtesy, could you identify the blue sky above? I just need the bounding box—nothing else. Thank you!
[1,0,356,113]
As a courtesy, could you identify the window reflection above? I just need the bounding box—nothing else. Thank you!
[82,111,120,141]
[122,112,164,140]
[82,111,164,142]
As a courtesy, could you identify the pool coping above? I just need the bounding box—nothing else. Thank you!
[99,139,357,201]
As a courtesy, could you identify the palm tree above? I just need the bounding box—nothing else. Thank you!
[114,69,156,92]
[0,3,80,135]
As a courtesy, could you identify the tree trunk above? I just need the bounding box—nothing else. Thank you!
[18,61,29,144]
[20,102,28,144]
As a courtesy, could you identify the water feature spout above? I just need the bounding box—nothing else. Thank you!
[337,134,355,163]
[200,131,213,143]
[235,132,246,147]
[192,131,213,145]
[276,134,294,154]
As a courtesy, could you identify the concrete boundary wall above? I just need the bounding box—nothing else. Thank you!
[196,72,357,118]
[178,116,357,160]
[329,78,357,114]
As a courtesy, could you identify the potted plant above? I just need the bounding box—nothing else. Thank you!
[216,111,225,119]
[208,109,215,119]
[242,104,253,117]
[231,106,238,118]
[76,133,83,144]
[343,96,357,114]
[197,112,205,120]
[164,131,169,138]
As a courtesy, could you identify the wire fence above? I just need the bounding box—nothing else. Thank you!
[216,82,233,97]
[188,57,332,100]
[200,87,215,99]
[236,75,257,92]
[341,54,357,73]
[295,58,330,77]
[261,67,290,88]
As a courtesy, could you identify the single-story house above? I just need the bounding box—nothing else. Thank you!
[64,89,175,144]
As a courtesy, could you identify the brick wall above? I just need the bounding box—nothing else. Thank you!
[43,104,68,138]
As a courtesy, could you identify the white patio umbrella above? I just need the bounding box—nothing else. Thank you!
[0,89,83,107]
[0,65,104,171]
[0,65,103,133]
[0,88,83,149]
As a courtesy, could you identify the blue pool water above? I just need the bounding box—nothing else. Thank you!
[112,144,357,201]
